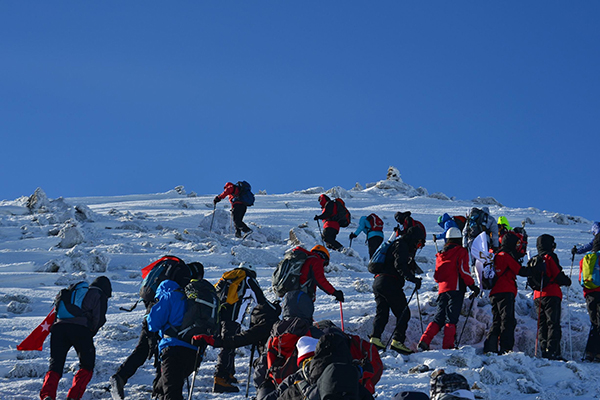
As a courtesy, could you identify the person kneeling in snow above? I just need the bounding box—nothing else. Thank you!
[418,228,479,351]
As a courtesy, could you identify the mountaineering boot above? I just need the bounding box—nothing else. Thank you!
[390,339,414,355]
[418,340,430,351]
[213,376,240,393]
[369,337,386,351]
[227,373,238,384]
[109,374,125,400]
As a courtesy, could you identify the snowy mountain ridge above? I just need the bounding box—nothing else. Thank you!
[0,176,598,400]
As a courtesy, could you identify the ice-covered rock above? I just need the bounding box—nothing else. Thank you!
[293,186,325,195]
[325,186,352,199]
[7,301,32,314]
[387,166,402,181]
[198,208,232,234]
[472,196,503,207]
[26,187,51,212]
[429,192,451,201]
[58,221,85,248]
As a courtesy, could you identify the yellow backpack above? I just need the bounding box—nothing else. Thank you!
[215,269,247,305]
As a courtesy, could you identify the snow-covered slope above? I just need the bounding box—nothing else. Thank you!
[0,181,598,400]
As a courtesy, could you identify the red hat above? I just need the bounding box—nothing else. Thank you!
[296,336,318,366]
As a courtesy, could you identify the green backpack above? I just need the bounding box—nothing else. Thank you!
[580,252,600,290]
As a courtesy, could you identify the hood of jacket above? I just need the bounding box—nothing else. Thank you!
[536,234,556,256]
[318,194,331,208]
[439,213,451,228]
[90,276,112,298]
[155,279,180,299]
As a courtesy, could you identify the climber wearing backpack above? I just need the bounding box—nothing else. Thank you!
[370,226,424,354]
[213,263,267,393]
[146,273,211,400]
[394,211,426,240]
[254,290,324,400]
[214,181,254,238]
[350,214,385,258]
[572,221,600,256]
[314,194,347,251]
[433,213,459,242]
[418,228,479,351]
[40,276,112,400]
[482,231,523,354]
[110,257,204,400]
[577,234,600,362]
[462,207,499,259]
[529,234,572,360]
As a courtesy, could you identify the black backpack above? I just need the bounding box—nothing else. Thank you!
[525,255,547,291]
[466,208,488,239]
[139,256,190,304]
[333,198,351,228]
[236,181,255,206]
[272,247,311,297]
[168,279,220,343]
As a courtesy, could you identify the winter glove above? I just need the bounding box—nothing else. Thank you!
[468,284,480,299]
[314,215,320,221]
[213,196,221,205]
[408,276,422,290]
[432,234,437,242]
[556,271,572,287]
[192,334,215,347]
[333,290,345,302]
[349,233,357,240]
[571,245,578,255]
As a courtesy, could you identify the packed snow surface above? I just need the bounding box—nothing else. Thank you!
[0,183,598,399]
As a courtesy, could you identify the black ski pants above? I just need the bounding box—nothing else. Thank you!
[323,227,343,251]
[432,291,464,327]
[367,236,384,259]
[154,345,198,400]
[585,292,600,358]
[372,275,410,342]
[49,323,95,375]
[535,296,562,359]
[232,204,251,236]
[483,292,516,354]
[115,318,159,383]
[215,320,241,379]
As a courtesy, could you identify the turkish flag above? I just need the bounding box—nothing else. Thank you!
[17,309,56,351]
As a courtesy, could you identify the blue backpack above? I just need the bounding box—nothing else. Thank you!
[55,281,89,319]
[367,241,393,274]
[236,181,255,206]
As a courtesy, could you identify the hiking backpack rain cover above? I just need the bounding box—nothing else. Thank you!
[580,252,600,289]
[236,180,255,206]
[272,247,310,297]
[55,281,89,319]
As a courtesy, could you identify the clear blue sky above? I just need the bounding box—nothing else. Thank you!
[1,2,598,220]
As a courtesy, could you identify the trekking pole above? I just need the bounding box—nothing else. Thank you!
[316,219,326,246]
[209,203,216,232]
[245,344,256,398]
[534,276,545,358]
[349,237,353,249]
[416,289,424,335]
[566,252,576,360]
[433,234,439,253]
[187,343,207,400]
[455,296,476,348]
[385,286,418,349]
[339,301,345,332]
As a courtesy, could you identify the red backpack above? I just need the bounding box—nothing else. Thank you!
[332,198,351,228]
[266,318,313,384]
[349,334,383,394]
[366,213,384,232]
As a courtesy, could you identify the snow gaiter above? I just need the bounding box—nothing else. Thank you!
[66,368,93,400]
[40,370,61,400]
[443,323,457,349]
[420,322,441,346]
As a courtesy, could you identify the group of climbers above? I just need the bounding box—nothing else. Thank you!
[29,181,600,399]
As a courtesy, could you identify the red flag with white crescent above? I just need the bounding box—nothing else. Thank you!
[17,309,56,351]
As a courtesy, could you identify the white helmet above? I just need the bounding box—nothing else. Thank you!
[239,262,255,274]
[446,227,462,239]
